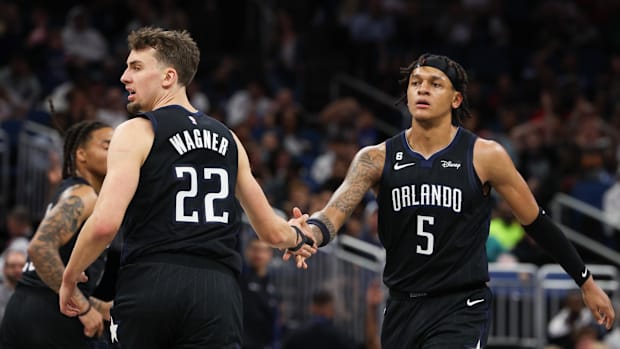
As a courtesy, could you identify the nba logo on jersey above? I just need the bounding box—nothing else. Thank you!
[188,116,197,125]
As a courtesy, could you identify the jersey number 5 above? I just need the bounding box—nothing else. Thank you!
[416,215,434,255]
[175,166,229,223]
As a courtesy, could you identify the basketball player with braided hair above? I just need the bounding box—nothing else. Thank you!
[288,53,615,348]
[0,120,114,348]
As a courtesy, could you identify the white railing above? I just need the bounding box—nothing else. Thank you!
[269,232,619,348]
[550,192,620,266]
[329,73,404,136]
[15,121,62,221]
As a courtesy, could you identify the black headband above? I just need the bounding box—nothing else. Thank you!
[415,55,463,92]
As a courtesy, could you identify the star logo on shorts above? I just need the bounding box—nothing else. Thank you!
[110,317,119,343]
[466,339,482,349]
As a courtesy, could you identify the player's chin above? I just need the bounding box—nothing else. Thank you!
[127,102,142,115]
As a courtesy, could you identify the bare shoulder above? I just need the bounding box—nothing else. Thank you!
[357,142,385,161]
[59,184,98,214]
[348,143,385,184]
[473,137,516,184]
[110,117,154,159]
[473,137,508,159]
[116,117,153,134]
[62,183,97,202]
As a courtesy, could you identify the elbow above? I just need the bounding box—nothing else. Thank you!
[27,239,50,264]
[27,240,40,259]
[91,219,118,241]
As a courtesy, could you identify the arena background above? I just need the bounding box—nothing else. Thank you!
[1,1,620,348]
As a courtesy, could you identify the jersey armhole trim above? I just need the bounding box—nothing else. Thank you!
[467,135,485,195]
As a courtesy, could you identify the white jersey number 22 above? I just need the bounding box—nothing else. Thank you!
[175,166,229,223]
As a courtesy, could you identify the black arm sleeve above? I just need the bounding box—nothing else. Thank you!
[522,208,590,286]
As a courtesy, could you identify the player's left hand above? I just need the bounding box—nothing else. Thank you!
[581,276,616,329]
[59,271,89,317]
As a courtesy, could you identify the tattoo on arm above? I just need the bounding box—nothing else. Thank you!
[315,212,338,242]
[328,149,383,217]
[90,297,111,320]
[29,195,85,296]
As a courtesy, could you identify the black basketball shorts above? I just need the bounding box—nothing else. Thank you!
[381,286,492,349]
[110,255,242,349]
[0,285,94,349]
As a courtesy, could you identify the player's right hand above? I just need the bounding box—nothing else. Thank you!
[581,277,616,329]
[59,271,89,317]
[283,207,317,269]
[79,306,104,338]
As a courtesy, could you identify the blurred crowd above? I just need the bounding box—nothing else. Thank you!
[2,0,620,347]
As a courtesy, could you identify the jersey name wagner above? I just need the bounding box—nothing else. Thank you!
[168,129,229,156]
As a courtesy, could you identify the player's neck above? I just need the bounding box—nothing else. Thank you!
[152,87,197,113]
[76,169,104,194]
[406,121,458,158]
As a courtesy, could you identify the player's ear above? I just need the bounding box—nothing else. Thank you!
[76,147,87,163]
[162,67,177,88]
[452,92,463,109]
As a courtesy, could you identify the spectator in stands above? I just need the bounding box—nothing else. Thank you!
[0,52,41,112]
[0,205,32,255]
[241,236,281,349]
[360,201,381,247]
[548,291,603,349]
[489,197,525,254]
[226,78,272,129]
[269,9,303,93]
[573,325,608,349]
[310,130,358,187]
[569,146,615,246]
[281,289,361,349]
[347,0,395,80]
[61,6,108,66]
[0,249,26,325]
[364,281,382,349]
[604,310,620,349]
[96,86,128,128]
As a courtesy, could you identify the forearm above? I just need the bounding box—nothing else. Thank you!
[307,211,339,247]
[364,304,380,349]
[28,243,90,309]
[89,296,112,321]
[523,208,590,286]
[29,243,71,292]
[64,216,115,283]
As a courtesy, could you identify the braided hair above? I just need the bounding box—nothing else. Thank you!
[397,53,471,126]
[62,120,110,179]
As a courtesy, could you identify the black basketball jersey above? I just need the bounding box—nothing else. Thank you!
[20,177,107,296]
[119,105,243,275]
[377,127,492,294]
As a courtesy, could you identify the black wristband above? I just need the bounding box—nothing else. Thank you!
[307,218,330,248]
[523,208,590,287]
[78,302,92,317]
[288,225,314,252]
